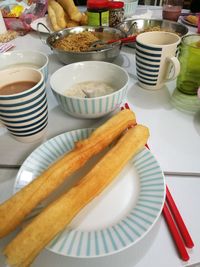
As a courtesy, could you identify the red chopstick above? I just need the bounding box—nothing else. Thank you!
[166,186,194,248]
[121,102,194,261]
[162,202,189,261]
[107,36,137,44]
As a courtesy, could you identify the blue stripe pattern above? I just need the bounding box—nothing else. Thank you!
[0,81,48,138]
[0,81,45,101]
[136,42,162,51]
[52,87,128,119]
[136,41,164,87]
[14,129,165,258]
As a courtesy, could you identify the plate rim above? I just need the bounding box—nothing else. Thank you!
[14,128,166,258]
[30,15,53,33]
[180,15,197,27]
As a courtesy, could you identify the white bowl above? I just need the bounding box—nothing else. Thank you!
[0,50,49,81]
[50,61,129,119]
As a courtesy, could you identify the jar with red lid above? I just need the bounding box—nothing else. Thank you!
[87,0,109,26]
[108,1,124,28]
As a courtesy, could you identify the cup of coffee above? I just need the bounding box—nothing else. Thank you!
[135,31,181,90]
[0,68,48,143]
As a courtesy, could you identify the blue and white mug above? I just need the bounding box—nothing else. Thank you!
[136,31,181,90]
[0,68,48,143]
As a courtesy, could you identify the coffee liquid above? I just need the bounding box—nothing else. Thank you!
[0,81,37,95]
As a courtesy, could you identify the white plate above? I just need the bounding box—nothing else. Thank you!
[180,16,197,27]
[14,128,165,258]
[30,16,53,33]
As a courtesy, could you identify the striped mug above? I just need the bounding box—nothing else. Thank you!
[0,68,48,143]
[136,31,181,90]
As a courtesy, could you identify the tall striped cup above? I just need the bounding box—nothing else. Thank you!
[136,31,181,90]
[0,68,48,143]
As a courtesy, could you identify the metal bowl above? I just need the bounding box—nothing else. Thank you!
[118,19,188,48]
[46,26,126,64]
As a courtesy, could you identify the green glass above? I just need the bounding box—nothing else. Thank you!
[176,34,200,95]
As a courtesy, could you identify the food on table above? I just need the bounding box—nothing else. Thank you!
[3,124,149,267]
[57,0,82,22]
[0,30,18,43]
[48,0,87,31]
[53,31,101,52]
[0,109,136,238]
[185,15,198,26]
[48,0,68,31]
[136,26,182,36]
[64,81,115,98]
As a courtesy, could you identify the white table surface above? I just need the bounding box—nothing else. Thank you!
[0,6,200,267]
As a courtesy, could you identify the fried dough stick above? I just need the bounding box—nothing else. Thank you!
[0,110,136,238]
[48,0,67,30]
[57,0,82,22]
[4,125,149,267]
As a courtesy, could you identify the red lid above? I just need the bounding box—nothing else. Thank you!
[108,1,124,9]
[87,0,109,9]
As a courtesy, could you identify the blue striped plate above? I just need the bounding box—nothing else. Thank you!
[14,128,165,258]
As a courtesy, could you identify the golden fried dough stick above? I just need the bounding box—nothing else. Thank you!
[49,0,67,29]
[0,109,136,238]
[4,125,149,267]
[57,0,82,22]
[80,12,88,25]
[48,4,61,31]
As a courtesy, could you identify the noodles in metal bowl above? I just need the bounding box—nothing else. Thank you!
[45,26,126,64]
[118,19,188,48]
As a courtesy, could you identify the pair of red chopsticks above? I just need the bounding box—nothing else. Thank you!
[121,102,194,262]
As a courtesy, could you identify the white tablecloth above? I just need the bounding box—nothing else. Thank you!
[0,6,200,267]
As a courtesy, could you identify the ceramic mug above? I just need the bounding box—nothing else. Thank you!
[0,68,48,143]
[136,31,181,90]
[0,50,49,82]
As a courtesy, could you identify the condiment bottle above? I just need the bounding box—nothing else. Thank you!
[108,1,124,28]
[87,0,109,26]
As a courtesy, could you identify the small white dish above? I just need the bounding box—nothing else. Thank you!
[180,15,197,27]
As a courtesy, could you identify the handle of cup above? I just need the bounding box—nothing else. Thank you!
[165,56,180,82]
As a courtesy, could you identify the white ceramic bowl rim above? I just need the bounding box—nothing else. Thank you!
[50,61,129,100]
[0,49,49,70]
